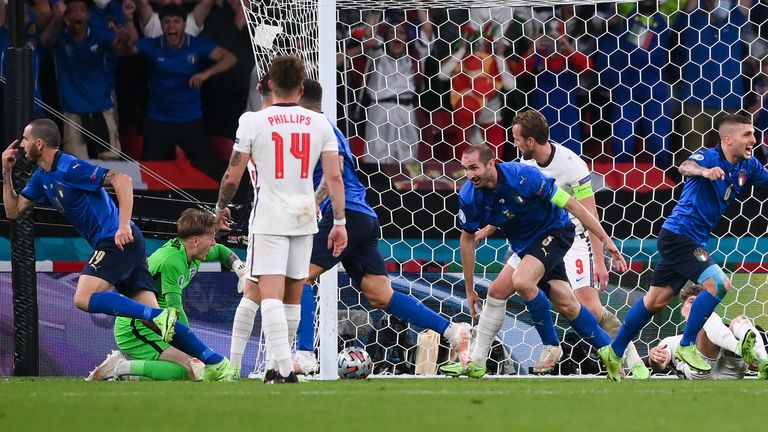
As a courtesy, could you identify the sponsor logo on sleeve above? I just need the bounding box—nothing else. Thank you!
[458,209,466,224]
[689,153,705,161]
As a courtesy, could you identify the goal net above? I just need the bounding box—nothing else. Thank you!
[241,0,768,377]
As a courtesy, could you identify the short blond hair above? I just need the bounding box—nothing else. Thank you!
[177,208,215,239]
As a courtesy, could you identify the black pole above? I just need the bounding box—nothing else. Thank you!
[5,0,38,376]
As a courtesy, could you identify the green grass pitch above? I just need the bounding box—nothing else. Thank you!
[1,377,764,432]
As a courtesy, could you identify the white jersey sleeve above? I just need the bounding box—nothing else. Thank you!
[520,143,592,233]
[234,106,338,236]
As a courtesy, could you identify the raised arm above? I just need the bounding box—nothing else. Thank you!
[40,0,66,48]
[678,160,725,180]
[2,141,36,219]
[191,0,215,29]
[103,170,135,250]
[189,47,238,88]
[135,0,154,29]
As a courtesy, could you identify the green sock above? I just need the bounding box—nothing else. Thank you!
[129,360,189,381]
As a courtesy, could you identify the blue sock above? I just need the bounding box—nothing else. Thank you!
[525,289,559,346]
[680,290,721,346]
[297,284,316,352]
[169,321,224,365]
[87,292,159,320]
[569,305,612,349]
[612,299,654,357]
[385,291,449,335]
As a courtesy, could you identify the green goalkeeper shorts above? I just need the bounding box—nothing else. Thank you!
[114,317,171,360]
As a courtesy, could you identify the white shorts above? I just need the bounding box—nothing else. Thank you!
[676,350,747,380]
[245,234,313,280]
[506,232,595,291]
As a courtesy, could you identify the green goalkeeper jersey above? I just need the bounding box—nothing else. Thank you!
[115,238,236,331]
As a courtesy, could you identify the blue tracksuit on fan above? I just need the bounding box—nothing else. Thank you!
[611,145,768,357]
[458,162,610,349]
[296,120,451,352]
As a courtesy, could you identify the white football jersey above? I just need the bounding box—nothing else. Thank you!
[233,104,338,235]
[660,319,747,380]
[520,142,592,234]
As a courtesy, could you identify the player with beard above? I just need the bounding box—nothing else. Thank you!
[2,119,238,380]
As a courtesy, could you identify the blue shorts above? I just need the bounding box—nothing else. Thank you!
[518,226,575,294]
[81,224,157,297]
[311,210,388,289]
[650,229,716,293]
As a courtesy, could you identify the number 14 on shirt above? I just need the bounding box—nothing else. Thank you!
[273,132,311,179]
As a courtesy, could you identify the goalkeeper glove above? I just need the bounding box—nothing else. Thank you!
[232,258,247,293]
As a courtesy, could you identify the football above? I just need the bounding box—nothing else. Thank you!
[337,346,373,379]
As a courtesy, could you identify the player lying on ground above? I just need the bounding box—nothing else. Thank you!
[473,110,647,377]
[598,114,768,381]
[648,283,767,380]
[440,143,627,378]
[88,209,245,381]
[2,119,234,380]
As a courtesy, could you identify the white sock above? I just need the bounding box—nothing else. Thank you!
[442,322,459,340]
[730,315,767,360]
[229,297,260,369]
[261,299,293,377]
[284,304,301,348]
[115,359,131,377]
[703,312,739,355]
[470,296,507,365]
[623,341,643,369]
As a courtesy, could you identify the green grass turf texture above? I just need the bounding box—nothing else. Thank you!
[1,377,764,432]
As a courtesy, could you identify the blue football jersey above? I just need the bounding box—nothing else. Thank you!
[458,162,573,254]
[21,152,122,248]
[663,145,768,245]
[313,120,377,219]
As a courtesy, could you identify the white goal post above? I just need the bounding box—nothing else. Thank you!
[241,0,768,379]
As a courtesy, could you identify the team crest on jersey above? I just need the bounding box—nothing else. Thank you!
[178,275,185,286]
[458,209,466,224]
[187,54,198,64]
[693,248,709,263]
[738,170,746,187]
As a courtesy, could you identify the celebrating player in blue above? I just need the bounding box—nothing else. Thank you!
[2,119,236,381]
[440,143,628,377]
[598,114,768,381]
[299,79,472,369]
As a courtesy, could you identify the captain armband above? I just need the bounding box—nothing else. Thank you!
[550,188,571,208]
[571,181,594,200]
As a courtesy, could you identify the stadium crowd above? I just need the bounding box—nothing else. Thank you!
[2,0,768,179]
